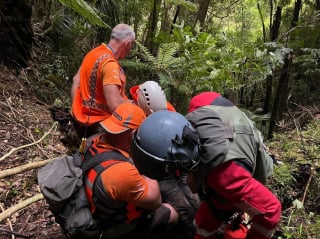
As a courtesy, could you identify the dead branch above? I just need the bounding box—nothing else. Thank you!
[0,194,44,223]
[301,166,315,205]
[0,227,29,238]
[0,157,58,179]
[0,204,15,239]
[26,128,48,159]
[0,122,58,162]
[3,90,18,119]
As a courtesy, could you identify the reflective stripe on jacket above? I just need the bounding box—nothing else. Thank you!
[72,44,127,125]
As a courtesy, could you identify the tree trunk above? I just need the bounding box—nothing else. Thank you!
[270,6,282,41]
[269,0,273,36]
[291,0,302,28]
[160,1,173,34]
[144,0,162,55]
[268,51,293,139]
[193,0,211,29]
[263,5,281,124]
[171,5,181,33]
[239,86,245,107]
[249,83,256,107]
[0,0,33,67]
[263,74,273,114]
[257,3,266,42]
[316,0,320,46]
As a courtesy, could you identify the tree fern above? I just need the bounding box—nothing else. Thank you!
[134,41,184,82]
[157,42,182,69]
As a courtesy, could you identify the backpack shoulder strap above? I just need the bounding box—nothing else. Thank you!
[82,150,128,173]
[81,142,130,213]
[80,136,129,173]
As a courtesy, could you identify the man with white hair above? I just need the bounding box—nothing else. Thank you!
[71,24,135,139]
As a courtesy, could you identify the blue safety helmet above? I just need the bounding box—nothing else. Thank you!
[130,110,200,180]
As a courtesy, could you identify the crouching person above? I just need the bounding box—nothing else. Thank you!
[130,110,202,239]
[185,92,281,239]
[83,102,178,239]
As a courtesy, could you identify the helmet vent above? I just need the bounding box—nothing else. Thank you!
[136,81,167,115]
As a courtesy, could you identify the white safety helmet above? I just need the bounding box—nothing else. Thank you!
[136,81,167,115]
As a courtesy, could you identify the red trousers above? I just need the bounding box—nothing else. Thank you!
[194,161,281,239]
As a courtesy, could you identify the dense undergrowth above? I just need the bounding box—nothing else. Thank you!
[268,119,320,238]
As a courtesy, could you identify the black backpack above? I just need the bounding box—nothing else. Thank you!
[38,151,127,239]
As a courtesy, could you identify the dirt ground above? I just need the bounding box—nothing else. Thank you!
[0,65,67,239]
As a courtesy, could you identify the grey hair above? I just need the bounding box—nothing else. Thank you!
[111,24,135,41]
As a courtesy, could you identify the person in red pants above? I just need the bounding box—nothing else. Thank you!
[129,91,281,239]
[185,92,281,239]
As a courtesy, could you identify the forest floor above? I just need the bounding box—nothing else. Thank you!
[0,65,66,239]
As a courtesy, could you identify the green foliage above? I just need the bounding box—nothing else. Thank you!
[167,24,286,97]
[278,197,320,238]
[133,40,183,78]
[165,0,198,12]
[290,48,320,105]
[58,0,111,29]
[268,119,320,238]
[280,204,312,239]
[123,40,185,100]
[268,163,297,208]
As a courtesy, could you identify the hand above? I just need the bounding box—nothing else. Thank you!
[223,223,248,239]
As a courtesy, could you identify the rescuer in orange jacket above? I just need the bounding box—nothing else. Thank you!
[84,102,179,239]
[71,24,135,138]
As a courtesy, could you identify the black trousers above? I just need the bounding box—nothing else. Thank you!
[159,174,201,239]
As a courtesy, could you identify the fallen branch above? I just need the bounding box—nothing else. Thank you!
[0,227,30,238]
[301,166,315,205]
[0,157,59,179]
[0,204,15,239]
[0,194,44,223]
[0,122,58,162]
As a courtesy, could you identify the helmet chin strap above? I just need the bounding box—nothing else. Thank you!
[168,125,201,172]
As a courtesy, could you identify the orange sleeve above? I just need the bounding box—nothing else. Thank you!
[129,85,139,101]
[167,102,176,112]
[100,162,149,203]
[101,61,122,86]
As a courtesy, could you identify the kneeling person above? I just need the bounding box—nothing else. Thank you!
[130,110,201,238]
[83,102,178,239]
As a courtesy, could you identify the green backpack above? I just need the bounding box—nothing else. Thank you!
[38,151,127,239]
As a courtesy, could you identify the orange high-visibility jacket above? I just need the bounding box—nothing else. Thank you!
[72,44,127,125]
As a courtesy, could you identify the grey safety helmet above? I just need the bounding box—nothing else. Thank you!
[130,110,200,180]
[136,81,167,115]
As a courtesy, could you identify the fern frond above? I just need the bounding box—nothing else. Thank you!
[135,41,157,63]
[58,0,111,29]
[120,59,151,71]
[156,42,180,68]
